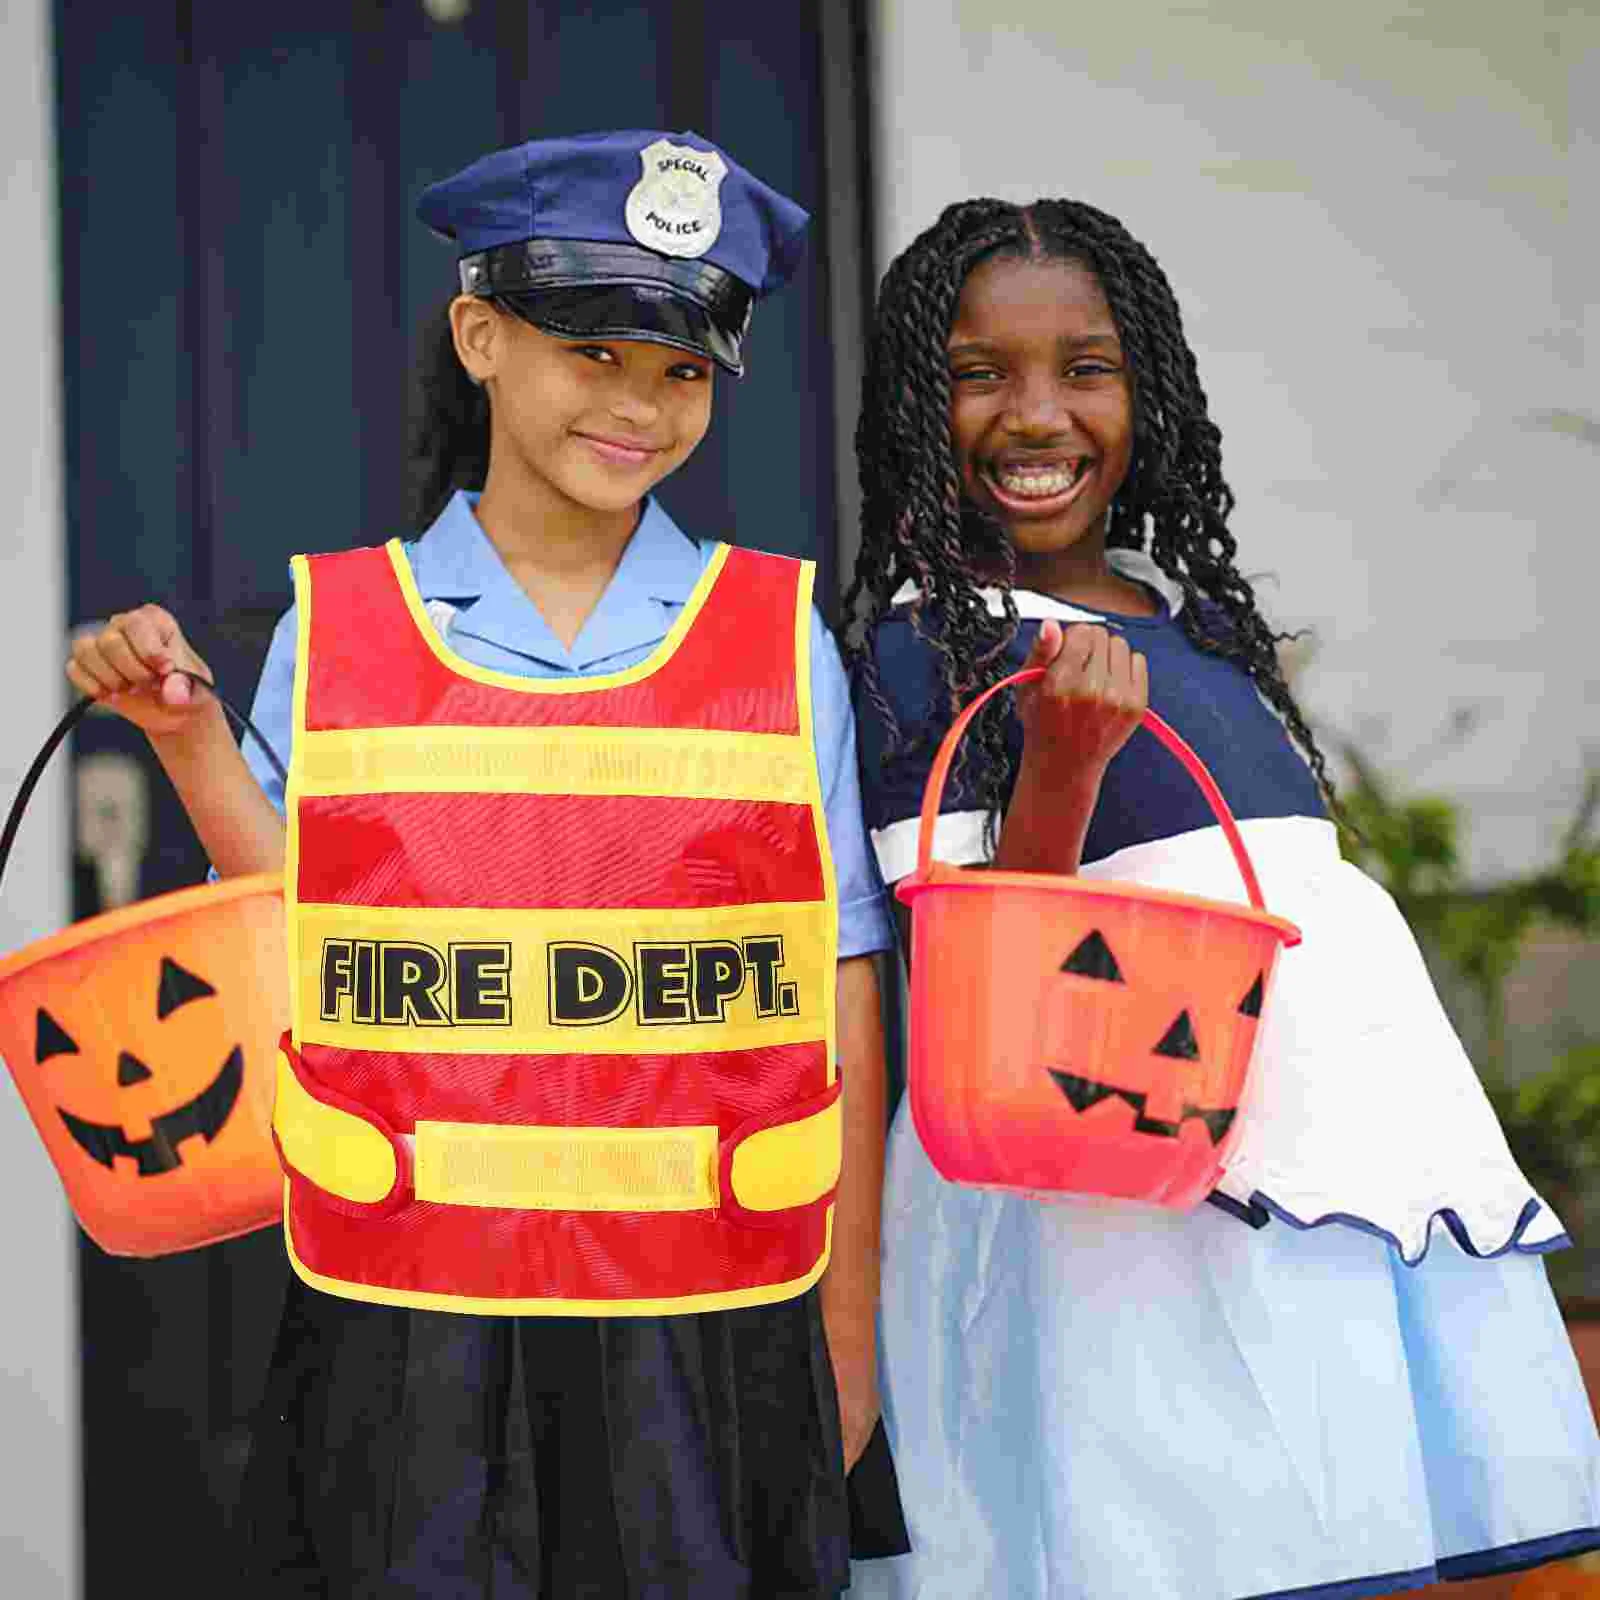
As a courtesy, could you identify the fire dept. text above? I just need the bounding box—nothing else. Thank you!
[319,939,512,1026]
[549,937,799,1027]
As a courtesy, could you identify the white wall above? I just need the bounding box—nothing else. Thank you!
[0,0,78,1593]
[873,0,1599,880]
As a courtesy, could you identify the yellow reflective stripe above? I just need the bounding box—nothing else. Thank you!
[295,899,829,1055]
[296,724,812,802]
[412,1120,718,1211]
[284,1196,832,1317]
[272,1050,397,1204]
[285,555,313,1050]
[790,560,840,1089]
[730,1095,842,1213]
[384,539,733,695]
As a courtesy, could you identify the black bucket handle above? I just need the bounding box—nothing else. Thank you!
[0,672,288,893]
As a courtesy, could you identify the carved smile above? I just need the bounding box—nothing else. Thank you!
[58,1046,244,1176]
[1046,1071,1237,1144]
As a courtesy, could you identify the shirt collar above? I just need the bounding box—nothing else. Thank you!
[409,490,701,601]
[407,490,705,668]
[605,495,705,605]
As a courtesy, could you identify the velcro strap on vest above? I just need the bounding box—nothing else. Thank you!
[273,1035,841,1224]
[272,1033,412,1216]
[717,1080,842,1228]
[414,1121,720,1212]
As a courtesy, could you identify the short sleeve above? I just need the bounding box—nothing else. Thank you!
[240,607,298,816]
[851,612,1018,886]
[808,609,894,959]
[204,606,294,883]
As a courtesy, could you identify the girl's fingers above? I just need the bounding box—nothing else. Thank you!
[65,660,108,703]
[64,604,211,735]
[1106,633,1145,711]
[96,624,158,689]
[160,672,195,708]
[1024,617,1063,670]
[1107,631,1132,685]
[1057,623,1107,701]
[121,606,181,673]
[1017,619,1064,725]
[69,634,132,698]
[1047,623,1096,685]
[1025,625,1148,750]
[1130,648,1150,710]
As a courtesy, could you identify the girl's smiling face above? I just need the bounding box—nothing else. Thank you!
[947,255,1134,583]
[454,298,714,516]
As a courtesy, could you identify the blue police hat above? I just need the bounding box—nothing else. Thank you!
[415,130,810,377]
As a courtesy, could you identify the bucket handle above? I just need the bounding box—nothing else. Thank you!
[915,666,1267,913]
[0,672,288,897]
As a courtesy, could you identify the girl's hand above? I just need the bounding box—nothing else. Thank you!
[832,1342,882,1475]
[1014,617,1148,780]
[67,606,220,742]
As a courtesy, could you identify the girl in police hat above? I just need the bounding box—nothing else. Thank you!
[66,129,908,1598]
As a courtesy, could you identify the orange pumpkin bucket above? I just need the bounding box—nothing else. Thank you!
[0,684,288,1256]
[897,666,1303,1211]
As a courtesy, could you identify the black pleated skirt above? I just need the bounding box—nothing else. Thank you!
[235,1275,908,1598]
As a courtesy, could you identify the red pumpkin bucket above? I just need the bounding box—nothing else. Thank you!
[897,666,1303,1210]
[0,683,288,1256]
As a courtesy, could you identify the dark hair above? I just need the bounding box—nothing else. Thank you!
[843,197,1333,833]
[407,297,491,533]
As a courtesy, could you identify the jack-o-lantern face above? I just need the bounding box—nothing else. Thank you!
[1042,928,1264,1147]
[38,957,242,1176]
[0,875,288,1256]
[905,878,1291,1208]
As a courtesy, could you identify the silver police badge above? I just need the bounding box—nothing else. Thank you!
[625,138,727,259]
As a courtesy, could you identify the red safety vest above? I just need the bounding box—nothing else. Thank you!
[271,538,840,1316]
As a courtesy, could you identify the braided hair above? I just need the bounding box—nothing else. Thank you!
[844,197,1333,836]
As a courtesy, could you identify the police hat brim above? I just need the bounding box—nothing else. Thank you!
[499,286,746,376]
[460,240,753,376]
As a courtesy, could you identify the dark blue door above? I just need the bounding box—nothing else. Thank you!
[53,2,856,1588]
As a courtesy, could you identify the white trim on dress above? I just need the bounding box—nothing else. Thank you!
[888,547,1185,620]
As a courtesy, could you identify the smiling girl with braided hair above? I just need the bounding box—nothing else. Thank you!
[845,195,1600,1600]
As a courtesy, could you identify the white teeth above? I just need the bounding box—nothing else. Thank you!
[992,461,1087,499]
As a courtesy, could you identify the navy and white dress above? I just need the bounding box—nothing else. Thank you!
[848,551,1600,1600]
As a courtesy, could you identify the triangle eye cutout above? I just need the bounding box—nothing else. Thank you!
[117,1052,153,1087]
[1238,973,1265,1018]
[35,1008,80,1065]
[157,957,217,1021]
[1060,930,1123,983]
[1153,1011,1200,1061]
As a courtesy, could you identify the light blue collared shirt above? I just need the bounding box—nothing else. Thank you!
[237,491,892,959]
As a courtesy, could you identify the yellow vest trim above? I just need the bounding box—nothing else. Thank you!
[286,557,313,1050]
[791,559,839,1089]
[295,724,814,802]
[272,1049,397,1204]
[384,538,732,695]
[412,1119,720,1212]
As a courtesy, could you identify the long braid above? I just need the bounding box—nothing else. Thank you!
[844,197,1334,836]
[846,203,1032,814]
